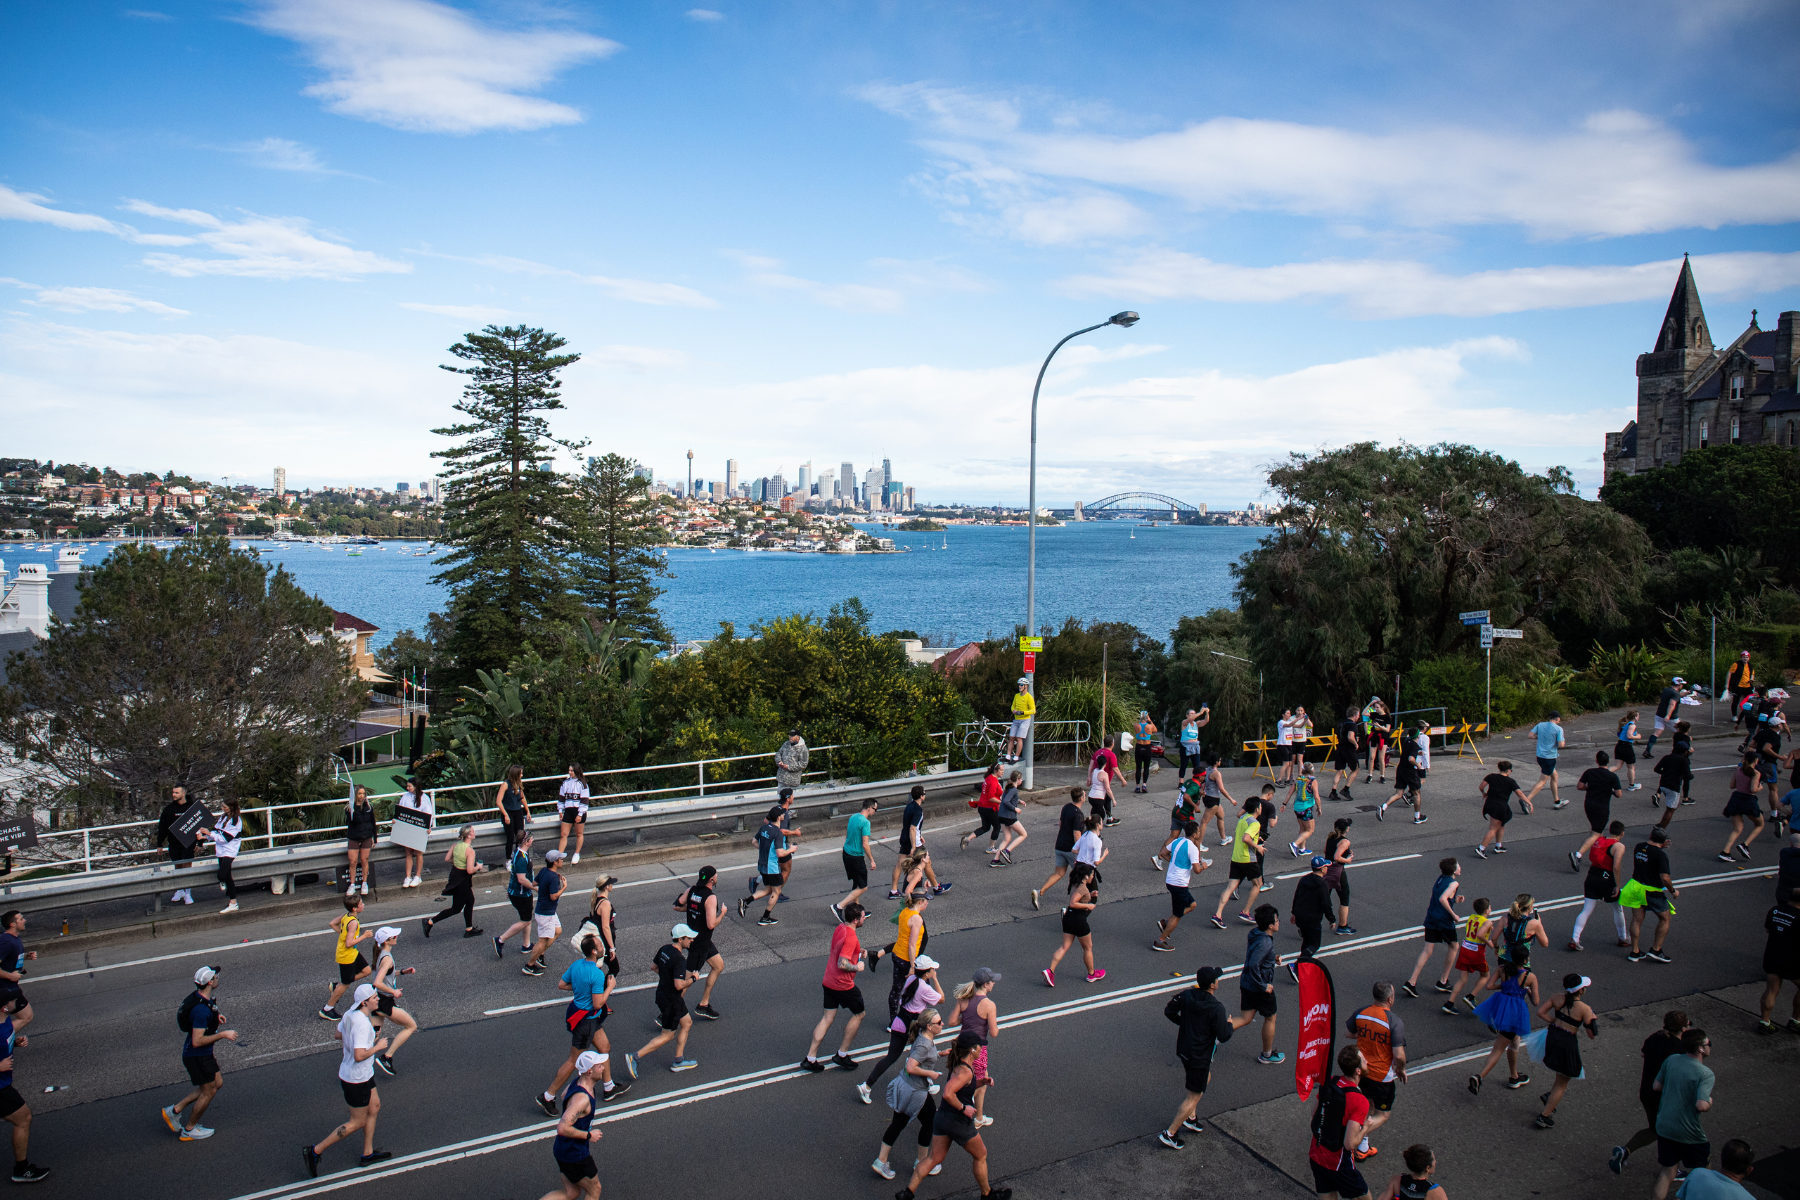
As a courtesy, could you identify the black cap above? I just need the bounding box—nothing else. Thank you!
[1195,965,1223,986]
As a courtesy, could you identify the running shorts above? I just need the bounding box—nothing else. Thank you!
[1357,1077,1396,1111]
[0,1087,21,1118]
[842,851,869,889]
[656,996,688,1031]
[1309,1162,1368,1198]
[510,894,534,921]
[1333,750,1355,771]
[1228,859,1261,881]
[899,828,919,856]
[1582,869,1617,902]
[559,809,586,825]
[534,914,562,941]
[570,1012,600,1048]
[822,984,865,1014]
[760,872,784,888]
[1054,849,1077,870]
[1453,943,1488,974]
[688,938,718,965]
[1656,1138,1709,1170]
[1272,746,1290,764]
[1536,756,1558,777]
[558,1156,599,1183]
[1422,925,1458,945]
[1167,884,1195,915]
[340,1078,376,1108]
[338,953,368,985]
[1239,987,1277,1017]
[1658,788,1682,810]
[1724,792,1760,818]
[1762,947,1800,981]
[183,1055,221,1086]
[1584,801,1611,834]
[1614,742,1637,764]
[1483,804,1513,826]
[1180,1061,1210,1096]
[1061,909,1091,938]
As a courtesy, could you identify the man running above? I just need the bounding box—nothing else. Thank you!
[546,1050,606,1200]
[301,984,390,1177]
[522,850,568,977]
[1402,859,1462,998]
[1649,1028,1714,1200]
[1152,820,1209,952]
[1157,965,1235,1150]
[1623,827,1678,963]
[1652,740,1693,832]
[163,965,235,1141]
[320,895,373,1021]
[801,902,880,1072]
[1346,983,1406,1163]
[0,998,47,1182]
[537,934,627,1115]
[675,866,725,1019]
[1608,1010,1689,1177]
[1378,724,1428,825]
[777,787,802,898]
[831,797,880,922]
[1239,906,1285,1064]
[739,806,791,925]
[890,785,947,898]
[1210,797,1266,928]
[1329,708,1361,803]
[1726,651,1755,732]
[0,913,38,1028]
[1031,789,1087,910]
[625,925,700,1076]
[1523,711,1566,810]
[1645,678,1691,760]
[1006,678,1034,763]
[1572,752,1623,871]
[1308,1046,1374,1200]
[1289,855,1333,978]
[1756,895,1800,1034]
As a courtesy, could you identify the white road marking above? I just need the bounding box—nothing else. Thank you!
[1276,853,1419,880]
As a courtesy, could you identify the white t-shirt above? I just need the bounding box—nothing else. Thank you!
[338,1008,376,1083]
[1275,719,1293,748]
[1163,836,1201,887]
[210,816,243,859]
[1086,767,1108,799]
[1416,733,1431,771]
[399,791,435,827]
[558,778,590,815]
[1074,830,1104,865]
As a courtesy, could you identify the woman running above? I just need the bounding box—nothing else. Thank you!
[1492,894,1548,987]
[1283,763,1321,857]
[1044,863,1103,986]
[212,799,244,914]
[496,829,538,958]
[583,876,621,977]
[872,1007,945,1181]
[1441,898,1492,1014]
[1084,753,1116,826]
[1477,761,1527,857]
[896,849,936,896]
[896,1035,1012,1200]
[1615,712,1642,791]
[368,927,417,1075]
[1468,955,1539,1094]
[862,955,943,1101]
[962,765,1005,853]
[991,771,1028,865]
[496,764,528,861]
[1532,973,1597,1129]
[1570,822,1628,952]
[422,825,485,939]
[1324,818,1356,935]
[396,778,434,888]
[947,970,1001,1128]
[344,785,377,896]
[1719,752,1765,862]
[1196,753,1231,848]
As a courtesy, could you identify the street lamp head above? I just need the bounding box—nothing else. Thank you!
[1108,311,1140,327]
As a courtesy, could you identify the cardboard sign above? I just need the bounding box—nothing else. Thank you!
[0,814,37,851]
[389,804,431,852]
[167,801,216,849]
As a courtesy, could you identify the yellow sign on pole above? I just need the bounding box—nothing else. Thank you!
[1018,637,1044,652]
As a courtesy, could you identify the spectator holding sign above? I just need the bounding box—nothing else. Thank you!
[155,786,205,906]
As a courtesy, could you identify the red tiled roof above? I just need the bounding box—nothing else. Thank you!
[333,610,380,633]
[932,643,983,675]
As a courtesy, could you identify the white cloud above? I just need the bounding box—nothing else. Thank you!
[123,9,172,19]
[863,84,1800,239]
[399,302,522,320]
[586,344,690,371]
[232,137,337,174]
[0,278,189,316]
[452,253,718,308]
[686,9,725,20]
[114,198,412,280]
[726,251,904,312]
[249,0,620,134]
[0,185,136,237]
[868,258,992,293]
[1060,249,1800,318]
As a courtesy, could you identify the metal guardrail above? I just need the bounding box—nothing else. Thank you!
[2,767,992,912]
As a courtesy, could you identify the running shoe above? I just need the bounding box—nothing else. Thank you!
[1737,844,1752,860]
[521,963,545,977]
[1259,879,1276,891]
[221,901,239,913]
[1627,951,1646,962]
[831,1052,857,1070]
[1085,969,1106,983]
[536,1093,557,1116]
[375,1054,395,1076]
[829,902,844,923]
[1786,1018,1800,1034]
[1474,845,1487,859]
[887,890,901,900]
[933,883,953,895]
[1400,982,1418,998]
[1568,851,1581,873]
[1002,850,1014,864]
[1627,783,1642,791]
[301,1146,321,1179]
[1327,789,1340,802]
[695,1004,721,1020]
[858,1082,873,1105]
[975,1115,994,1127]
[1030,889,1041,911]
[601,1079,632,1101]
[179,1123,215,1141]
[1195,843,1209,852]
[871,1159,896,1179]
[1433,980,1452,993]
[1645,949,1672,963]
[1376,803,1386,821]
[1151,939,1173,952]
[1289,842,1301,858]
[462,927,484,938]
[1337,925,1358,935]
[623,1052,639,1079]
[1505,1074,1531,1089]
[359,1151,392,1167]
[736,897,750,918]
[1237,911,1256,923]
[1716,852,1734,863]
[571,853,580,864]
[1044,968,1056,986]
[747,875,759,895]
[1104,818,1120,828]
[317,1005,340,1021]
[1552,799,1568,810]
[1440,1002,1459,1015]
[670,1059,698,1072]
[1467,1075,1481,1096]
[1352,1145,1377,1161]
[1182,1117,1205,1133]
[420,918,433,938]
[799,1058,825,1073]
[1286,962,1300,984]
[162,1105,181,1133]
[987,858,1007,868]
[1533,1114,1554,1129]
[1566,941,1582,952]
[1609,1147,1628,1176]
[7,1164,47,1184]
[493,936,505,959]
[1492,844,1507,853]
[520,943,533,954]
[1210,916,1227,930]
[1412,814,1428,825]
[1158,1131,1185,1150]
[1342,790,1354,804]
[757,913,778,925]
[1152,856,1166,871]
[1257,1051,1286,1065]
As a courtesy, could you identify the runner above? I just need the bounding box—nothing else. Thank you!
[1308,1045,1374,1200]
[212,800,244,914]
[1476,760,1526,858]
[0,997,47,1182]
[163,965,235,1141]
[1467,957,1538,1095]
[1347,983,1407,1162]
[1652,741,1693,831]
[1376,1146,1445,1200]
[674,866,725,1018]
[1664,1141,1755,1200]
[396,777,434,888]
[496,764,529,862]
[537,935,627,1115]
[542,1050,605,1200]
[1615,711,1644,791]
[946,971,1001,1127]
[1379,724,1428,824]
[522,850,568,977]
[1492,894,1549,981]
[1031,789,1087,911]
[1401,860,1462,999]
[739,806,791,926]
[1755,896,1800,1034]
[497,830,539,959]
[801,904,881,1072]
[1330,708,1362,803]
[1718,752,1766,862]
[1096,733,1125,825]
[1364,699,1392,786]
[1045,863,1103,984]
[344,785,377,896]
[1239,905,1285,1064]
[1607,1010,1689,1177]
[1649,1028,1714,1200]
[871,1007,945,1181]
[1623,827,1678,963]
[1289,855,1333,978]
[895,850,938,898]
[1084,747,1118,828]
[368,928,417,1075]
[1285,763,1322,857]
[624,924,700,1076]
[777,787,803,898]
[1254,783,1280,890]
[1196,752,1231,848]
[890,785,947,898]
[300,984,390,1177]
[831,798,880,921]
[422,824,486,939]
[895,1034,1012,1200]
[556,765,589,865]
[320,894,373,1021]
[962,765,1004,853]
[1570,822,1629,953]
[1671,720,1697,807]
[1152,821,1209,953]
[0,914,37,1028]
[1157,776,1203,866]
[1133,710,1159,792]
[1176,707,1209,786]
[1157,964,1234,1150]
[155,785,201,906]
[1532,973,1598,1129]
[1275,708,1297,785]
[1644,678,1690,762]
[991,770,1028,865]
[578,876,621,979]
[1522,711,1566,811]
[1571,753,1622,870]
[1325,819,1357,935]
[1005,677,1034,763]
[1210,797,1266,929]
[1441,898,1492,1014]
[862,954,942,1101]
[1073,815,1108,880]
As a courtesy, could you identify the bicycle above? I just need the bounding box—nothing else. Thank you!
[958,718,1008,764]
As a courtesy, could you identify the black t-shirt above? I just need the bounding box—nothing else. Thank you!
[1166,987,1234,1067]
[1637,1029,1683,1103]
[1777,846,1800,907]
[1657,687,1679,718]
[1632,842,1671,887]
[1335,721,1359,754]
[653,944,688,1002]
[1765,906,1800,975]
[1292,874,1332,921]
[1055,803,1085,853]
[902,798,924,837]
[1579,767,1621,807]
[1482,774,1521,814]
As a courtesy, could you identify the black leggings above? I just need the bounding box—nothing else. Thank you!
[1135,748,1153,786]
[216,857,236,900]
[865,1029,909,1088]
[433,886,475,929]
[503,812,527,860]
[974,809,1002,842]
[881,1096,936,1148]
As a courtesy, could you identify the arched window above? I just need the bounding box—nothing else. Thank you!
[1730,416,1741,444]
[1700,418,1709,448]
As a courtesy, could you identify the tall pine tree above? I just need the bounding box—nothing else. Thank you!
[431,326,587,682]
[572,453,673,645]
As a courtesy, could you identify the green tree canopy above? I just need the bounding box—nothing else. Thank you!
[572,452,673,645]
[1601,445,1800,587]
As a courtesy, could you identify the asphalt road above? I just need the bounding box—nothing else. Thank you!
[13,729,1792,1200]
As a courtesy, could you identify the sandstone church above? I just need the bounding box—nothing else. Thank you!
[1603,258,1799,481]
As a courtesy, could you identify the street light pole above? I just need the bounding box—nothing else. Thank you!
[1024,311,1139,791]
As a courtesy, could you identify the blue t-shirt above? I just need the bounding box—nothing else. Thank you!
[755,824,782,875]
[0,1018,13,1088]
[1534,722,1563,760]
[534,868,563,916]
[562,958,608,1010]
[1676,1167,1754,1200]
[1783,789,1800,833]
[843,812,871,857]
[0,933,24,977]
[183,999,214,1057]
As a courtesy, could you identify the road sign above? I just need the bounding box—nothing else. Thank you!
[1022,652,1036,673]
[1019,636,1044,652]
[1479,624,1494,648]
[1459,610,1490,625]
[1490,627,1524,639]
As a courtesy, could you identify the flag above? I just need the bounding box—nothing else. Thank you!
[1294,959,1337,1098]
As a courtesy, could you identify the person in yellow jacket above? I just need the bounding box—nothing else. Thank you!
[1006,677,1035,763]
[1726,652,1755,731]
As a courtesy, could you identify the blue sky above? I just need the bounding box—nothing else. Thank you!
[4,0,1797,507]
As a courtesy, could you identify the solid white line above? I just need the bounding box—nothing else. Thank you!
[1276,853,1419,881]
[1407,1047,1490,1075]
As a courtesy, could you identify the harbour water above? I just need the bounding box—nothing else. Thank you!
[3,522,1269,649]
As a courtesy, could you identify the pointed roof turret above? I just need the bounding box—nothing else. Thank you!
[1653,254,1712,353]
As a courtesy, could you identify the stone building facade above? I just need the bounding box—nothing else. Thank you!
[1604,258,1800,482]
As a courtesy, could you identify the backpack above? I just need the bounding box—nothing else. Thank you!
[176,990,212,1035]
[1310,1077,1350,1152]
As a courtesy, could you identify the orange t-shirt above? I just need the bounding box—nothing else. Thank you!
[1349,1003,1405,1082]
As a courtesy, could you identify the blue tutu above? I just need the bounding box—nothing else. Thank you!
[1474,989,1533,1038]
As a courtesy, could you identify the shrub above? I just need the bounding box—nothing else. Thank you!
[1587,641,1674,701]
[1404,655,1487,726]
[1037,677,1140,763]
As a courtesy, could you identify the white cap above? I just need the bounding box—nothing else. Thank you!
[575,1050,608,1075]
[374,926,402,944]
[352,983,378,1006]
[194,966,219,986]
[545,850,566,861]
[912,954,939,970]
[1672,676,1686,685]
[672,923,699,940]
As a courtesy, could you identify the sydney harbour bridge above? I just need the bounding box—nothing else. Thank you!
[1058,490,1204,521]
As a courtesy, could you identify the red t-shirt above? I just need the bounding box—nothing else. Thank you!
[1093,748,1120,778]
[1308,1078,1371,1170]
[978,775,1003,809]
[824,923,862,991]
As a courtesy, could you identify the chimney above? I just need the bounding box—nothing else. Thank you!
[1778,311,1799,388]
[0,562,51,638]
[55,547,82,573]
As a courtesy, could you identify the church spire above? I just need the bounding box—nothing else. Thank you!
[1653,254,1712,354]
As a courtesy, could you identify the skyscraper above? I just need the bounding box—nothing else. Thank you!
[273,466,286,496]
[840,461,854,501]
[767,470,786,502]
[797,463,811,496]
[882,458,893,487]
[725,459,738,493]
[815,469,835,504]
[864,465,885,511]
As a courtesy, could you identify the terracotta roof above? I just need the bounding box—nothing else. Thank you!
[333,610,380,633]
